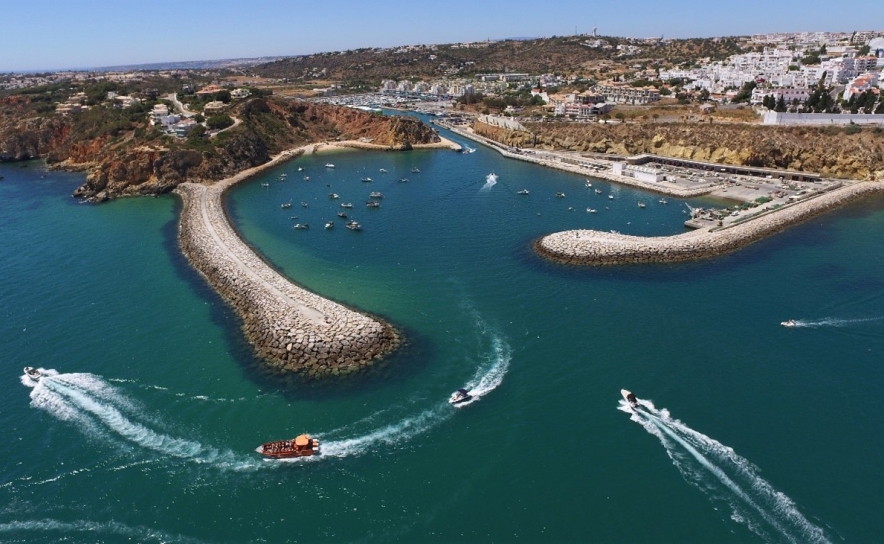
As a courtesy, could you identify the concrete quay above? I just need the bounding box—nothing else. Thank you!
[174,145,399,377]
[536,182,884,265]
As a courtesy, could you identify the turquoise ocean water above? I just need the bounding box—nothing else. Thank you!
[2,118,884,543]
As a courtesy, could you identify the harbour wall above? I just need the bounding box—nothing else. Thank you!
[174,146,399,377]
[535,182,884,265]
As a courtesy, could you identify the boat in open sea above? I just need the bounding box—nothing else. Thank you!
[340,202,353,209]
[781,320,798,327]
[556,192,565,198]
[281,202,292,209]
[293,223,309,230]
[517,189,529,195]
[595,188,603,194]
[398,178,409,183]
[337,211,348,218]
[449,388,473,405]
[259,434,319,459]
[24,367,42,381]
[621,389,638,407]
[325,163,335,168]
[345,220,362,231]
[325,221,334,229]
[411,167,421,173]
[361,177,373,183]
[328,193,339,199]
[369,192,383,199]
[366,201,380,208]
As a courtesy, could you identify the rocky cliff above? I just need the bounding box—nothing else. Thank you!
[0,97,439,201]
[473,121,884,181]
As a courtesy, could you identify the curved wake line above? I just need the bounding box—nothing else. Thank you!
[785,316,883,328]
[455,335,511,408]
[0,519,208,544]
[620,399,830,544]
[28,372,262,472]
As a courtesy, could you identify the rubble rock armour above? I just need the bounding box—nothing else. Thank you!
[175,181,399,377]
[536,182,884,265]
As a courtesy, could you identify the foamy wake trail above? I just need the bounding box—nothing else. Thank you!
[787,317,882,328]
[28,372,261,471]
[480,173,498,192]
[618,399,830,544]
[456,335,511,407]
[0,519,207,543]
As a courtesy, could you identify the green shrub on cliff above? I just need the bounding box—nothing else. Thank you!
[206,114,234,130]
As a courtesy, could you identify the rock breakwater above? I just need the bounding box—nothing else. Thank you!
[536,182,884,265]
[174,151,399,377]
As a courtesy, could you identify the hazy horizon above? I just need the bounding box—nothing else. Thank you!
[1,0,880,73]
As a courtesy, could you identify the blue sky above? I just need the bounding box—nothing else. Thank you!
[1,0,879,72]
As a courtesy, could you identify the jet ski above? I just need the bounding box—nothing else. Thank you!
[449,388,473,405]
[781,320,798,327]
[24,367,42,381]
[621,389,639,407]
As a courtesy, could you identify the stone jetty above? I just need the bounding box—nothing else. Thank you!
[536,182,884,265]
[174,146,399,377]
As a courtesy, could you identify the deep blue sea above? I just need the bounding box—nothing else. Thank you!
[2,118,884,543]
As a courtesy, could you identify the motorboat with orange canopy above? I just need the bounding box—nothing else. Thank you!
[259,434,320,459]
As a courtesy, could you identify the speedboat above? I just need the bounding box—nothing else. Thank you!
[556,192,565,198]
[587,208,597,213]
[781,320,798,327]
[361,177,373,183]
[325,221,334,229]
[517,189,529,195]
[297,167,304,172]
[325,163,335,168]
[24,367,42,381]
[411,167,421,173]
[369,192,383,199]
[398,178,409,183]
[379,168,387,173]
[293,223,309,229]
[595,188,603,194]
[259,434,320,459]
[585,180,592,187]
[303,176,310,181]
[621,389,639,407]
[301,202,309,208]
[337,212,348,218]
[261,182,269,187]
[638,202,646,208]
[340,202,353,208]
[281,202,292,209]
[366,201,380,208]
[608,195,614,200]
[449,388,473,405]
[659,198,668,205]
[328,193,339,199]
[345,220,362,231]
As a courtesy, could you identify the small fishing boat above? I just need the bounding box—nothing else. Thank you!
[337,212,348,218]
[345,220,362,231]
[659,198,668,205]
[325,221,334,229]
[259,434,320,459]
[621,389,639,408]
[366,201,380,208]
[517,189,529,195]
[638,202,646,208]
[281,202,292,209]
[556,192,566,198]
[595,188,603,194]
[608,195,614,200]
[303,176,310,181]
[369,192,383,199]
[328,193,339,199]
[587,208,597,213]
[325,163,335,168]
[411,167,421,173]
[340,202,353,209]
[293,223,309,230]
[585,180,593,187]
[449,388,473,405]
[361,177,373,183]
[398,178,409,183]
[301,202,309,208]
[24,367,42,381]
[261,182,269,187]
[297,167,304,172]
[379,168,387,173]
[781,320,798,328]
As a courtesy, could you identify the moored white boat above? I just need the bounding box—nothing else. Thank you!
[325,163,335,168]
[517,189,529,195]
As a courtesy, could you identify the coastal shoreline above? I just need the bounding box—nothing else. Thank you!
[444,123,882,266]
[174,141,405,377]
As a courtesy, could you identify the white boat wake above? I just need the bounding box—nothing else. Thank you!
[782,317,882,328]
[453,334,511,408]
[479,173,498,192]
[25,370,261,471]
[0,519,207,544]
[618,398,830,544]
